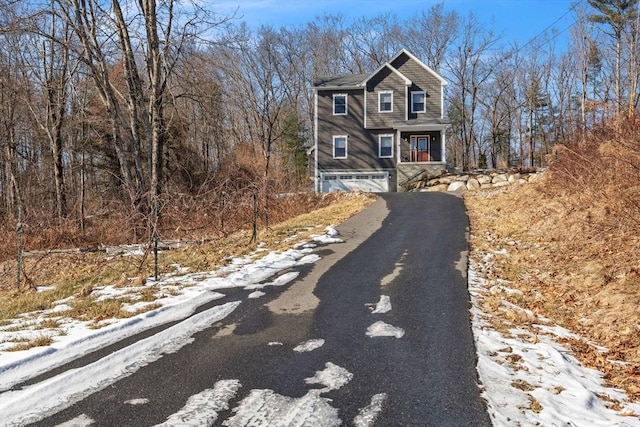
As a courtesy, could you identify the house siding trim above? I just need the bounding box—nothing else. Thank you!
[314,91,319,191]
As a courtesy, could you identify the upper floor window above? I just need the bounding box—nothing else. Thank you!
[412,91,426,113]
[333,94,347,115]
[379,91,393,112]
[333,135,348,159]
[379,134,393,158]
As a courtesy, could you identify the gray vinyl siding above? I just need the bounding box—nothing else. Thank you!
[316,89,395,171]
[365,67,406,129]
[391,52,442,120]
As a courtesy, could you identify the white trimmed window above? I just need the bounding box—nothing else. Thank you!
[411,91,426,113]
[379,134,393,158]
[333,94,347,115]
[379,91,393,112]
[333,135,347,159]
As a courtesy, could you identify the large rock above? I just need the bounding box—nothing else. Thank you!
[421,184,448,192]
[477,175,492,184]
[508,173,520,183]
[492,174,508,183]
[447,181,467,192]
[493,181,510,188]
[467,178,480,190]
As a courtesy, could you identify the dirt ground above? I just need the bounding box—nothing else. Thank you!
[465,181,640,402]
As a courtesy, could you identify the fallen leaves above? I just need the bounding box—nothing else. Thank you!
[465,181,640,403]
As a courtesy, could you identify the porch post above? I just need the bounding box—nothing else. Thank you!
[396,129,401,164]
[441,130,446,163]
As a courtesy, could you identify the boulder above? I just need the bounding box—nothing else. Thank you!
[477,175,492,184]
[492,174,508,183]
[466,178,481,190]
[493,181,510,188]
[447,181,467,192]
[480,183,493,189]
[422,184,448,192]
[508,173,520,183]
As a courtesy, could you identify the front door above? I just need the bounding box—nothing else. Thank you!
[411,136,430,162]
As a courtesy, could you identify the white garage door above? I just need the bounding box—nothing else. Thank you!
[321,172,389,193]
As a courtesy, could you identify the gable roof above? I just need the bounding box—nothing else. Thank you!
[313,73,368,89]
[389,49,448,86]
[360,62,412,87]
[312,49,447,89]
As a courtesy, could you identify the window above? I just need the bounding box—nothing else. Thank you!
[379,134,393,158]
[412,91,426,113]
[333,135,347,159]
[333,94,347,115]
[379,91,393,112]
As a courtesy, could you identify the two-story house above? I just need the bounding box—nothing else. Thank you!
[313,49,449,192]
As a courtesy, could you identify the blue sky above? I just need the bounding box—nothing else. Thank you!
[213,0,579,48]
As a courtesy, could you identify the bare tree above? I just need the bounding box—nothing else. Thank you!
[588,0,638,116]
[445,13,499,170]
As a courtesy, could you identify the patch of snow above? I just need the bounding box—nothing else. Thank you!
[268,342,283,346]
[153,380,241,427]
[325,226,340,237]
[121,301,158,313]
[365,321,404,338]
[353,393,387,427]
[0,290,227,392]
[248,291,265,299]
[469,261,640,426]
[52,304,72,313]
[368,295,391,314]
[0,302,241,426]
[311,233,344,244]
[305,362,353,391]
[293,339,325,353]
[295,254,322,265]
[124,398,149,405]
[223,388,341,427]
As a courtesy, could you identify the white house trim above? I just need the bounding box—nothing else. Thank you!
[314,91,319,192]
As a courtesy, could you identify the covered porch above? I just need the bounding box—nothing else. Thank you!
[394,122,448,191]
[394,121,448,165]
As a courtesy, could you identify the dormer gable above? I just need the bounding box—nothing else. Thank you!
[389,49,447,87]
[360,62,412,87]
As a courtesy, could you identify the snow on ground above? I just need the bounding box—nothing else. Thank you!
[470,255,640,426]
[365,320,405,339]
[293,338,325,352]
[367,295,392,314]
[1,224,640,426]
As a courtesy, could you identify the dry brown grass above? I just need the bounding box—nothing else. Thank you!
[0,191,375,332]
[466,152,640,402]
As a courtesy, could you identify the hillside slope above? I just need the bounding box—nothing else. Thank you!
[465,179,640,404]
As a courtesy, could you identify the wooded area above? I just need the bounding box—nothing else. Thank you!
[0,0,636,257]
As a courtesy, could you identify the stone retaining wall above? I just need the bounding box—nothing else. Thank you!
[410,170,544,193]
